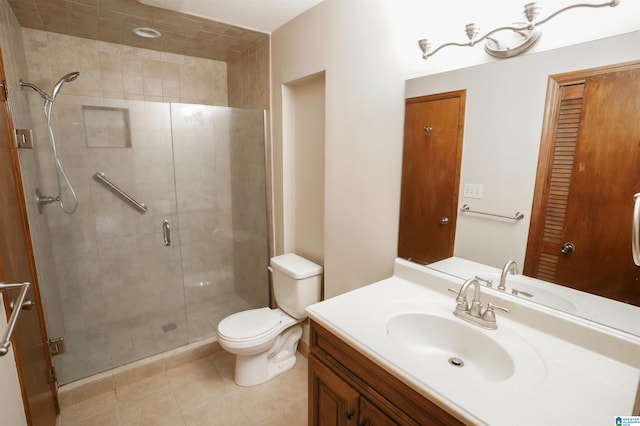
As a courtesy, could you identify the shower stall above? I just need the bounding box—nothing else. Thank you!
[22,89,270,384]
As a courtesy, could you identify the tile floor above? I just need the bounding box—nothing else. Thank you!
[58,351,308,426]
[58,291,254,384]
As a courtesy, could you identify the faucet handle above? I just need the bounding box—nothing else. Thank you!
[481,302,510,322]
[448,288,469,312]
[512,288,534,298]
[474,276,493,288]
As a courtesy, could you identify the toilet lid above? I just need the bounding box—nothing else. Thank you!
[217,307,284,342]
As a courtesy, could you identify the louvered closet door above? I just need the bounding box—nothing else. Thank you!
[527,67,640,305]
[532,84,584,282]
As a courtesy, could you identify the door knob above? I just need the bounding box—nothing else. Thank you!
[10,298,34,312]
[560,242,575,255]
[439,217,449,224]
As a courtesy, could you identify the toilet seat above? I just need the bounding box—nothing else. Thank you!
[217,307,297,344]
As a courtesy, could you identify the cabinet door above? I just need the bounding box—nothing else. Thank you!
[310,354,360,426]
[360,397,399,426]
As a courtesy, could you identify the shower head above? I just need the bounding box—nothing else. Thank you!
[50,71,80,101]
[20,72,80,102]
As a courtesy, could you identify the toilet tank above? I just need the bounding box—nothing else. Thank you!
[270,254,323,319]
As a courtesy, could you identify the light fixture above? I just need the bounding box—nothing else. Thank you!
[133,27,162,39]
[418,0,621,60]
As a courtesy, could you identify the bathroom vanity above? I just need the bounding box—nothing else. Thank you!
[309,320,462,425]
[306,258,640,425]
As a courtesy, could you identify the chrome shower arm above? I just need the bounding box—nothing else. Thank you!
[19,80,52,101]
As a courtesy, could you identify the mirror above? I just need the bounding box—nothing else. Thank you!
[404,30,640,336]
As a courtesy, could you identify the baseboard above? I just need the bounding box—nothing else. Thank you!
[297,338,309,358]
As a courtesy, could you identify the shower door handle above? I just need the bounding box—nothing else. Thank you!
[163,220,171,247]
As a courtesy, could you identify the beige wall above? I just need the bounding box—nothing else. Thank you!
[272,1,406,298]
[285,73,325,266]
[270,0,640,299]
[0,300,26,426]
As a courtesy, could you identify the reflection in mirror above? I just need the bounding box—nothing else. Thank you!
[426,256,640,337]
[525,61,640,307]
[404,31,640,336]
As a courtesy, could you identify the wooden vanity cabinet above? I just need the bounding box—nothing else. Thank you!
[309,320,465,426]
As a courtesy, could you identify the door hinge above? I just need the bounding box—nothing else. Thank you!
[49,337,65,356]
[50,365,61,413]
[49,364,57,384]
[0,80,7,101]
[15,128,33,149]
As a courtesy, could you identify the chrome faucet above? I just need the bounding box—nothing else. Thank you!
[454,278,483,317]
[450,278,510,330]
[498,260,518,291]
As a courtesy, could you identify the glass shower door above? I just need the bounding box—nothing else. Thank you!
[170,104,269,341]
[36,96,189,383]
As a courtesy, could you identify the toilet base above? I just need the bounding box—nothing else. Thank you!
[233,324,303,386]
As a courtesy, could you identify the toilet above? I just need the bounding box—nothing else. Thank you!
[217,253,323,386]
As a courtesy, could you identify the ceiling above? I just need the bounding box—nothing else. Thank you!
[140,0,325,33]
[6,0,296,62]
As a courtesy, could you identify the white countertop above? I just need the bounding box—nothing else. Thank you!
[307,258,640,425]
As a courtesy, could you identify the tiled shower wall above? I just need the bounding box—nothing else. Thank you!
[17,28,270,381]
[22,29,228,105]
[228,37,273,302]
[228,36,269,110]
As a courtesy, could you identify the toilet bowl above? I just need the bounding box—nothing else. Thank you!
[217,307,302,386]
[216,253,322,386]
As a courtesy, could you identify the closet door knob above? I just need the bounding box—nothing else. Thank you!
[560,242,575,255]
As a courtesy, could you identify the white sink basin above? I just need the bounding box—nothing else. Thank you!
[386,312,514,382]
[366,299,547,390]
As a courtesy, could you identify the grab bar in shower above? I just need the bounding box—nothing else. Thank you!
[0,281,30,356]
[93,172,148,213]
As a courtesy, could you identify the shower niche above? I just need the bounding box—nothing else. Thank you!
[81,105,132,148]
[24,93,270,384]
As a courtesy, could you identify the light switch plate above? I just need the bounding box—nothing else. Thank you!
[463,183,483,199]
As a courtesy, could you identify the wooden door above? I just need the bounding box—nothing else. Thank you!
[309,354,360,426]
[0,52,58,424]
[525,62,640,306]
[398,91,465,264]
